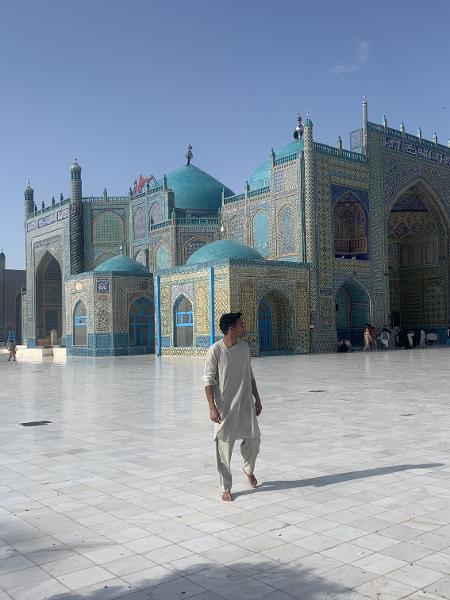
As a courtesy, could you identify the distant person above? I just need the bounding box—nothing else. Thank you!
[8,341,17,362]
[420,328,426,348]
[407,330,415,348]
[204,312,262,502]
[394,324,401,348]
[363,324,372,351]
[368,324,376,350]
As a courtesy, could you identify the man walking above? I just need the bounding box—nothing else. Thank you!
[204,312,262,501]
[8,340,17,362]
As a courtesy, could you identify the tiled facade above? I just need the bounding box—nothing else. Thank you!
[22,100,450,356]
[0,253,25,342]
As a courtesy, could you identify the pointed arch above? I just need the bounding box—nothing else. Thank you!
[257,289,293,352]
[73,299,87,346]
[333,192,368,258]
[129,297,154,350]
[335,278,371,346]
[92,210,124,243]
[35,252,62,341]
[173,294,193,347]
[387,179,449,329]
[252,210,269,256]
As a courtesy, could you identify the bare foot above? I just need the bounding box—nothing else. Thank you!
[221,490,233,502]
[243,469,257,488]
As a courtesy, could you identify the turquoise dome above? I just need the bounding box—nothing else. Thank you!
[249,138,303,191]
[186,239,263,266]
[163,164,234,210]
[94,255,150,275]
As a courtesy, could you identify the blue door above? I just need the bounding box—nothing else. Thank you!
[129,298,154,350]
[258,299,272,352]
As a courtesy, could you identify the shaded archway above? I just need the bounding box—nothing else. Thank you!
[35,252,62,343]
[73,300,87,346]
[129,297,154,351]
[387,182,449,335]
[257,290,293,353]
[173,295,193,347]
[335,279,370,347]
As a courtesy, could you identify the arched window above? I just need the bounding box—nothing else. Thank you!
[184,238,206,261]
[155,244,170,270]
[94,252,115,268]
[278,206,295,255]
[174,295,193,347]
[252,210,269,256]
[134,250,147,266]
[93,211,124,243]
[334,194,368,257]
[149,202,163,226]
[228,214,243,243]
[73,300,87,346]
[133,206,146,240]
[129,297,154,348]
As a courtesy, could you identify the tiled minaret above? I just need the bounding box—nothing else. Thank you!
[69,159,84,275]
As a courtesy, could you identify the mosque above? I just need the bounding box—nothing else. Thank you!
[22,99,450,356]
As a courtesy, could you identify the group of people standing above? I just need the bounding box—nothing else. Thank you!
[393,325,426,349]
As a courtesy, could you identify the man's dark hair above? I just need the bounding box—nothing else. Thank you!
[219,312,242,335]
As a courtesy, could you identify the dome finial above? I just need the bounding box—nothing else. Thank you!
[186,144,193,166]
[304,112,313,127]
[294,113,304,140]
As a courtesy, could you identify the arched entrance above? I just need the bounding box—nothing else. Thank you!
[257,290,292,353]
[387,183,449,337]
[129,297,154,351]
[73,300,87,346]
[174,295,193,347]
[335,279,370,347]
[35,252,62,344]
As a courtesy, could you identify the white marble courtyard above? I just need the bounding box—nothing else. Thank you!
[1,348,450,600]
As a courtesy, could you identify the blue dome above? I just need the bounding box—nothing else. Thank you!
[186,239,263,266]
[163,164,234,211]
[249,138,303,191]
[94,255,150,275]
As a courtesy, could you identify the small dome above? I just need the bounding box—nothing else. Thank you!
[186,239,263,266]
[249,138,303,191]
[94,254,150,275]
[71,159,81,173]
[163,164,234,211]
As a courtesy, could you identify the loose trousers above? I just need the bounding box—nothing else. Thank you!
[215,437,260,491]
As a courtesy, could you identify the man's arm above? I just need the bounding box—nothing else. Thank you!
[203,349,221,424]
[205,385,221,423]
[251,378,262,416]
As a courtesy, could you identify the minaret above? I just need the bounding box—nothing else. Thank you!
[69,159,84,274]
[303,114,318,348]
[362,96,368,156]
[24,181,34,216]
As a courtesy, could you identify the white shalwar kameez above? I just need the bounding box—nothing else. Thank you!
[203,339,260,491]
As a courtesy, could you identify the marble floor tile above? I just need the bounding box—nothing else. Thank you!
[2,350,450,599]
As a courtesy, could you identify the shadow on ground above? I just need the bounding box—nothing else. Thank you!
[234,462,445,497]
[46,559,353,599]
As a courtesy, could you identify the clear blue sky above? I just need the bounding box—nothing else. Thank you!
[1,0,449,268]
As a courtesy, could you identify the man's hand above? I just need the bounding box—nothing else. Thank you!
[210,405,222,424]
[255,399,262,416]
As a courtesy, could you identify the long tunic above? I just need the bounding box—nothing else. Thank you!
[203,339,260,442]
